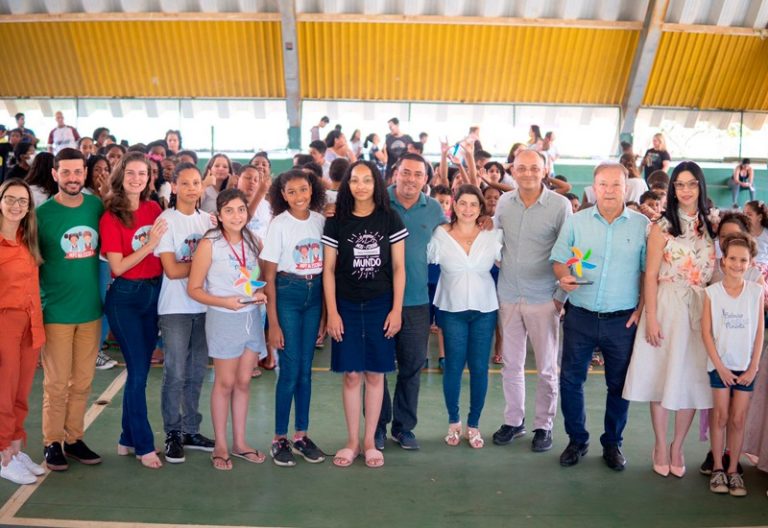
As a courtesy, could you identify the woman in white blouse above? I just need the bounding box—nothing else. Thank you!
[428,184,502,449]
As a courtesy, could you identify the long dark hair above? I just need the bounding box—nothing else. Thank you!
[335,160,390,220]
[662,161,715,239]
[203,188,261,258]
[450,184,486,225]
[268,169,326,217]
[745,200,768,230]
[203,153,233,192]
[104,151,153,228]
[85,154,110,195]
[24,152,57,197]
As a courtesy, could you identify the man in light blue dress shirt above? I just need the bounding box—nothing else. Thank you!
[551,161,649,471]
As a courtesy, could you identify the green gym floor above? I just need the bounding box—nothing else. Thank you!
[1,337,767,528]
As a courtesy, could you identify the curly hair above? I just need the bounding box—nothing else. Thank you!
[268,169,326,217]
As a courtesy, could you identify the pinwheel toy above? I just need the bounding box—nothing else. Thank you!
[565,247,596,278]
[234,266,267,296]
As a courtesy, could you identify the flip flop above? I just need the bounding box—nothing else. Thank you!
[251,368,263,379]
[232,451,266,464]
[332,448,358,468]
[364,448,384,468]
[210,455,232,471]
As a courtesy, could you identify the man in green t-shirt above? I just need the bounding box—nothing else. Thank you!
[37,148,104,471]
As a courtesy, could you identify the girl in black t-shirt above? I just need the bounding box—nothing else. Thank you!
[322,161,408,469]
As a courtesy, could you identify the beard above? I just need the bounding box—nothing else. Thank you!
[60,182,83,196]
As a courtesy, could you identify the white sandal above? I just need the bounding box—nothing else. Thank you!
[466,428,484,449]
[444,423,462,446]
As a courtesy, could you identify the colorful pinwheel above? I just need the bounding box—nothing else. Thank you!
[234,266,266,296]
[565,247,596,277]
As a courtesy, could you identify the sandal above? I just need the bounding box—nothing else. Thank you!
[139,451,163,469]
[445,423,462,447]
[259,355,276,371]
[466,428,484,449]
[364,448,384,468]
[492,353,503,365]
[210,455,232,471]
[332,448,358,468]
[251,368,263,379]
[232,450,266,464]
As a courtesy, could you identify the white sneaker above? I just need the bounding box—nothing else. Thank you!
[15,452,45,476]
[96,351,118,370]
[1,456,37,485]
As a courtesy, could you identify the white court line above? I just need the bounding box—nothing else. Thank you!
[0,369,283,528]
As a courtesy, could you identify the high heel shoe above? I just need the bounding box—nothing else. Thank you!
[652,447,669,477]
[669,443,686,478]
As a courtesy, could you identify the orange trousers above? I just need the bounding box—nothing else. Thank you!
[0,309,40,450]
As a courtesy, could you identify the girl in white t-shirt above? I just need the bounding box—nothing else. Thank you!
[261,169,327,467]
[702,232,764,497]
[154,163,217,463]
[188,189,267,471]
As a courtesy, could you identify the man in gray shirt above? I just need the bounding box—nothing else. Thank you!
[492,149,572,452]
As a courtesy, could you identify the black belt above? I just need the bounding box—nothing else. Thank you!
[569,304,635,319]
[277,271,321,281]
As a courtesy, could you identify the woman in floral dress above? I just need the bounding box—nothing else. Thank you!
[624,161,716,478]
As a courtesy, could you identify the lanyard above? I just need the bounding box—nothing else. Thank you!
[223,234,246,268]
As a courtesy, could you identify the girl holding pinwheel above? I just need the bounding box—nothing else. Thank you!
[188,188,267,471]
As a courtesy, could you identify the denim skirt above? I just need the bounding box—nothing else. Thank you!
[331,293,396,373]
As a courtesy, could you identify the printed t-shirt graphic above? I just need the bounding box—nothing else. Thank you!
[60,226,98,259]
[349,230,383,279]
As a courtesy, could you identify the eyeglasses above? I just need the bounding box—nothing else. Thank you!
[673,181,699,191]
[2,195,30,208]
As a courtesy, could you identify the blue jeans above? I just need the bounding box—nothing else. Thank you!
[729,179,755,206]
[560,305,637,447]
[274,274,322,436]
[98,259,111,345]
[159,313,208,434]
[104,277,160,456]
[438,310,497,428]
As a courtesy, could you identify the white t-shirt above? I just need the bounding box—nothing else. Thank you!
[706,281,762,371]
[154,208,214,315]
[200,186,219,213]
[326,189,338,204]
[246,199,272,241]
[261,210,325,275]
[625,178,649,203]
[756,228,768,265]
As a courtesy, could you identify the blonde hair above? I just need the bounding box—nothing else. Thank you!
[0,178,43,265]
[653,133,667,152]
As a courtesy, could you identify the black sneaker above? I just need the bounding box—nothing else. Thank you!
[270,438,296,467]
[492,421,526,445]
[164,431,185,464]
[560,441,589,467]
[64,440,102,465]
[44,442,68,471]
[531,429,553,452]
[182,433,215,452]
[292,436,325,463]
[374,427,386,451]
[700,450,715,475]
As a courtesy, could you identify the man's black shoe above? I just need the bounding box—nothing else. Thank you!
[531,429,553,452]
[165,431,185,463]
[182,433,215,452]
[44,442,68,471]
[559,441,589,467]
[603,445,626,471]
[492,421,526,445]
[64,440,102,465]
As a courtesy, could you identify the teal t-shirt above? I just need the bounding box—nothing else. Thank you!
[37,194,104,324]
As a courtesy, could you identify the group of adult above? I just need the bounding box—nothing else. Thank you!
[1,120,766,501]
